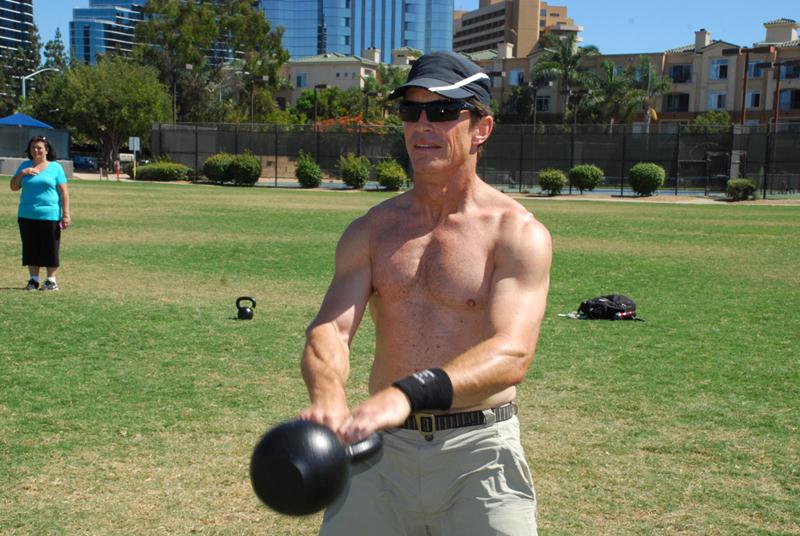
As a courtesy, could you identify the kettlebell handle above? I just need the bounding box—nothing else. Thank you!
[344,433,382,463]
[237,296,256,309]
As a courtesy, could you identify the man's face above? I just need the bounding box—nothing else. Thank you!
[401,87,481,177]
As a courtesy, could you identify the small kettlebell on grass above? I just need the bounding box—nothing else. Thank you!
[236,296,256,320]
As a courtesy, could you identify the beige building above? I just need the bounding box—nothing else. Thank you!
[453,0,580,58]
[278,48,418,107]
[481,17,800,125]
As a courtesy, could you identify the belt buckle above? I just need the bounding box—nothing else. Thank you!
[414,413,436,441]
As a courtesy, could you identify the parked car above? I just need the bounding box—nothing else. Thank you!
[72,155,98,171]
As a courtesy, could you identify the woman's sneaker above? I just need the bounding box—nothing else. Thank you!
[25,279,39,291]
[39,280,60,291]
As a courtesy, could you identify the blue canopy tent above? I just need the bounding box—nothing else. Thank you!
[0,112,54,129]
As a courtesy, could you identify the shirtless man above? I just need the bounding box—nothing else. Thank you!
[300,51,552,536]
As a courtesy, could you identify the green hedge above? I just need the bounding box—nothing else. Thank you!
[134,162,191,182]
[629,162,666,196]
[338,153,372,189]
[228,154,261,186]
[538,168,567,196]
[202,153,261,185]
[376,158,406,191]
[203,153,234,183]
[296,150,322,188]
[727,178,757,201]
[568,164,604,194]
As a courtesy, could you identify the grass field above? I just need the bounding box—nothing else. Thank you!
[1,178,798,535]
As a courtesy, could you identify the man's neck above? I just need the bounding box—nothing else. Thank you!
[411,170,482,222]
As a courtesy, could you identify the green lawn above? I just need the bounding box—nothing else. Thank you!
[1,179,798,535]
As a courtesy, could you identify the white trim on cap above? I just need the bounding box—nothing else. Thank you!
[428,72,489,92]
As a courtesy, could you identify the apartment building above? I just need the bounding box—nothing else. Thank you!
[453,0,579,58]
[481,18,800,126]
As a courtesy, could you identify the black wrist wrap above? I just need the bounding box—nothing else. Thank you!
[392,368,453,413]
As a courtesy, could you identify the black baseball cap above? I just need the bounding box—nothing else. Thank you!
[388,51,491,107]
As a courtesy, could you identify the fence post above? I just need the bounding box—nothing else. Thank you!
[674,126,681,196]
[234,124,239,155]
[569,123,575,194]
[762,121,772,199]
[619,125,626,196]
[194,124,199,176]
[274,124,279,187]
[518,127,524,193]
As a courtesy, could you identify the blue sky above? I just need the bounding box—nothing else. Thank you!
[37,1,800,56]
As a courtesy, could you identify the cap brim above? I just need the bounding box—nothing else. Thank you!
[388,78,474,101]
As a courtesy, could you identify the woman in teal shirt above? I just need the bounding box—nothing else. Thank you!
[9,136,71,291]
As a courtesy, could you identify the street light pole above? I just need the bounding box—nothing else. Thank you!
[313,84,327,164]
[21,67,60,100]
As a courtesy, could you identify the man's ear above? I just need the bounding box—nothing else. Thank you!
[471,115,494,147]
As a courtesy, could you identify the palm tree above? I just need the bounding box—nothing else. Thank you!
[531,33,599,123]
[585,60,643,128]
[626,56,673,129]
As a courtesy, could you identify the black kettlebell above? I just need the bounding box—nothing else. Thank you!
[236,296,256,320]
[249,419,382,516]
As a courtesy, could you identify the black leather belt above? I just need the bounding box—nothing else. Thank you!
[400,402,517,440]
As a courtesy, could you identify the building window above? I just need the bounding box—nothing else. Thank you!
[668,64,691,83]
[296,73,307,88]
[509,69,524,86]
[540,8,546,16]
[780,89,800,110]
[781,64,800,79]
[710,59,728,80]
[344,17,350,28]
[665,93,690,112]
[708,91,726,109]
[535,95,550,112]
[336,72,340,78]
[747,90,761,109]
[747,60,763,79]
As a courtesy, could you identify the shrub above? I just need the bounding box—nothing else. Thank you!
[537,168,567,196]
[295,150,321,188]
[134,162,191,182]
[375,158,407,191]
[568,164,604,194]
[337,153,372,189]
[628,162,666,196]
[203,153,234,183]
[228,154,262,186]
[726,177,757,201]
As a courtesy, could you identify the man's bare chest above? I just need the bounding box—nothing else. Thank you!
[371,229,494,309]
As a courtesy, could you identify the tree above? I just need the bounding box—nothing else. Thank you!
[43,28,69,71]
[294,86,366,124]
[531,33,599,123]
[584,60,643,127]
[689,109,732,134]
[54,56,171,164]
[133,0,288,123]
[626,56,672,128]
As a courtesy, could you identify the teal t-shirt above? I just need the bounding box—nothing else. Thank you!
[16,161,67,221]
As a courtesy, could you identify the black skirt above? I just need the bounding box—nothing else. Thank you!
[18,217,61,267]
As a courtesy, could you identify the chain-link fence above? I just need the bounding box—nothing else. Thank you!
[152,122,800,197]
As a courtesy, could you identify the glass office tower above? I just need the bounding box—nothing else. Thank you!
[262,0,452,59]
[0,0,34,56]
[69,1,145,64]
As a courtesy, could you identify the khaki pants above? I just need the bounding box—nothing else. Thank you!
[319,415,537,536]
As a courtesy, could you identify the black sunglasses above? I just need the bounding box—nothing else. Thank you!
[398,100,478,122]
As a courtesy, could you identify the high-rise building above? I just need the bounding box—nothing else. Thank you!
[69,0,145,65]
[262,0,452,60]
[453,0,579,58]
[0,0,34,56]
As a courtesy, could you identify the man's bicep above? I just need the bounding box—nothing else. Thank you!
[308,217,372,345]
[488,218,552,345]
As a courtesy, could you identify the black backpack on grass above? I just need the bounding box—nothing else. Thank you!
[578,294,638,320]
